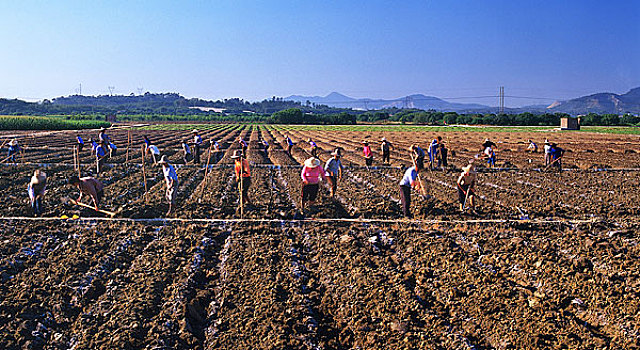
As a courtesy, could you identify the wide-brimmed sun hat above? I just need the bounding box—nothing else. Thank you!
[230,150,244,159]
[30,170,46,185]
[304,157,321,168]
[361,141,369,145]
[331,148,341,156]
[192,129,199,133]
[381,137,387,141]
[157,155,170,164]
[484,138,490,142]
[8,139,18,146]
[544,139,550,144]
[462,164,476,173]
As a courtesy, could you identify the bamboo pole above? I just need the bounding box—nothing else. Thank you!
[125,130,131,164]
[76,147,81,178]
[72,146,77,172]
[141,145,147,203]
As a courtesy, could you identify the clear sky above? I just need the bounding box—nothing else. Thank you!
[1,0,639,107]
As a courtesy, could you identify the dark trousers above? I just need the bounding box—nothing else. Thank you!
[399,185,412,218]
[311,147,318,157]
[238,177,251,203]
[365,157,373,166]
[194,145,201,164]
[382,151,390,163]
[77,143,84,152]
[31,198,43,215]
[440,149,448,167]
[415,156,424,171]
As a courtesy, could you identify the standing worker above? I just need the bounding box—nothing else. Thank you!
[457,163,477,213]
[410,144,426,171]
[69,175,104,211]
[95,141,108,174]
[362,141,373,167]
[6,139,21,163]
[76,134,84,153]
[212,140,222,163]
[307,139,319,157]
[107,141,117,158]
[381,137,393,164]
[550,143,565,171]
[438,137,449,168]
[484,144,496,168]
[158,155,178,216]
[428,138,439,170]
[262,139,269,158]
[191,129,203,164]
[27,170,47,216]
[324,148,343,198]
[98,127,110,145]
[181,140,193,164]
[301,157,326,210]
[482,138,497,151]
[285,135,294,155]
[398,162,424,218]
[231,150,251,207]
[543,139,552,166]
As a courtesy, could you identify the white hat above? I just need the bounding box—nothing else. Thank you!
[230,150,244,159]
[30,170,46,185]
[331,148,341,156]
[462,164,476,174]
[192,129,199,133]
[8,139,18,146]
[381,137,387,141]
[484,138,490,142]
[304,157,321,168]
[157,155,170,164]
[544,139,550,144]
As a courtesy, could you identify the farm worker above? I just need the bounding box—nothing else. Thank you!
[69,175,104,211]
[190,129,203,164]
[89,138,98,156]
[27,170,47,216]
[380,137,393,164]
[231,150,251,206]
[143,136,151,155]
[362,141,373,167]
[481,138,497,151]
[438,137,449,168]
[428,138,439,169]
[301,157,326,209]
[484,145,496,168]
[457,163,477,213]
[410,144,425,171]
[108,142,117,158]
[398,163,424,218]
[213,140,222,162]
[76,134,84,152]
[527,139,538,153]
[181,140,193,164]
[307,139,319,157]
[324,148,344,198]
[237,137,248,157]
[95,141,108,174]
[550,143,565,170]
[98,127,110,144]
[148,145,161,164]
[262,139,269,157]
[285,135,294,155]
[543,139,552,166]
[158,155,178,216]
[6,139,20,163]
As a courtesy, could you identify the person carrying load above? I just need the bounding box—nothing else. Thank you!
[158,155,178,215]
[231,150,251,207]
[301,157,326,210]
[362,141,373,167]
[324,148,343,198]
[27,170,47,216]
[457,162,477,214]
[380,137,393,164]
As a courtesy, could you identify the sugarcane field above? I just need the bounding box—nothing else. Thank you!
[0,123,638,349]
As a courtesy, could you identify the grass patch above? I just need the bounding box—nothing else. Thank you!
[0,115,111,130]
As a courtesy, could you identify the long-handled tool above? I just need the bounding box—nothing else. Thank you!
[204,142,213,177]
[544,156,563,171]
[410,154,428,197]
[239,164,244,219]
[141,145,148,203]
[125,130,131,164]
[462,185,472,212]
[67,198,117,217]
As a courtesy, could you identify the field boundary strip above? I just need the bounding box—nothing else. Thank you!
[0,216,613,225]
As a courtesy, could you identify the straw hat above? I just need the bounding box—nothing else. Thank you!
[304,157,321,168]
[157,155,170,164]
[484,138,490,142]
[462,164,476,174]
[331,148,341,156]
[30,170,46,185]
[381,137,387,142]
[230,150,244,159]
[544,139,550,144]
[361,140,369,145]
[8,139,17,146]
[192,129,199,134]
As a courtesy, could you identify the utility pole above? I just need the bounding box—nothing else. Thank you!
[79,83,82,95]
[108,86,115,96]
[499,86,505,114]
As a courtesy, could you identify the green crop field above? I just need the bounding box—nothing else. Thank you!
[0,115,111,130]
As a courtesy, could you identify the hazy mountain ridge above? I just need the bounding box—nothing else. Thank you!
[548,87,640,114]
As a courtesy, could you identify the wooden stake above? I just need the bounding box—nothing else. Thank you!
[141,145,148,203]
[204,142,213,177]
[76,147,81,178]
[125,130,131,164]
[72,146,77,171]
[239,161,244,219]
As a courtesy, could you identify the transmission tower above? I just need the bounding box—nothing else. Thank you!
[137,87,144,95]
[499,86,505,114]
[108,86,115,96]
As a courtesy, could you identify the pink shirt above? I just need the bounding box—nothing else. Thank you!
[301,165,326,184]
[363,146,372,157]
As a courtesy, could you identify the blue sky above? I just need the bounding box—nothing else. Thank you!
[1,0,638,107]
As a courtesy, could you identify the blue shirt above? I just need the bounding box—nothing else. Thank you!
[286,137,293,146]
[96,145,106,158]
[325,158,343,176]
[399,167,418,187]
[77,136,84,144]
[309,141,317,147]
[163,164,178,182]
[414,147,425,158]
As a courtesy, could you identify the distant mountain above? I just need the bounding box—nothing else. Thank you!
[547,87,640,114]
[285,92,490,112]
